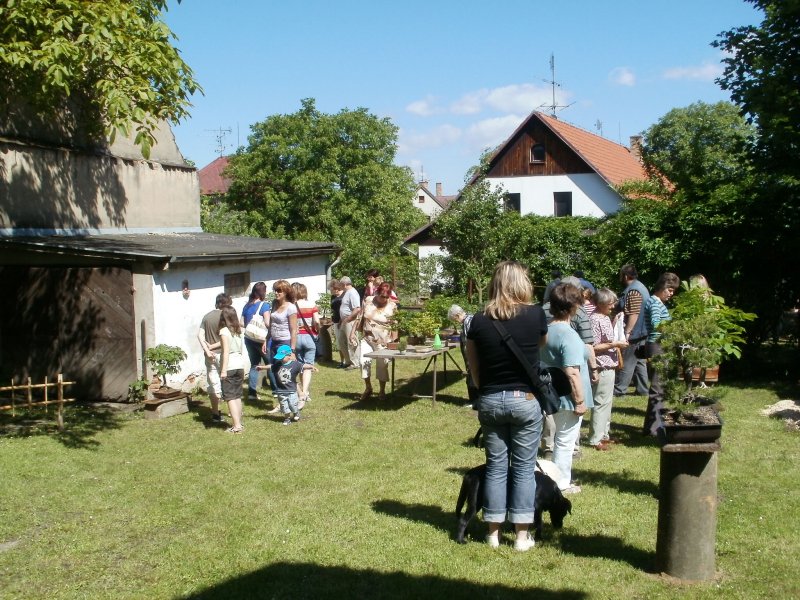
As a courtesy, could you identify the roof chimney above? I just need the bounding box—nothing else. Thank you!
[435,182,442,197]
[629,135,643,162]
[420,179,429,189]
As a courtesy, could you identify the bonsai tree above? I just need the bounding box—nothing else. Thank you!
[316,292,332,320]
[144,344,187,389]
[393,311,440,342]
[653,283,755,414]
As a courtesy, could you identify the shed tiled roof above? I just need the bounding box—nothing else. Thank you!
[198,156,231,195]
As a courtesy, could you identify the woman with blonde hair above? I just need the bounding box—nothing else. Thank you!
[466,261,548,551]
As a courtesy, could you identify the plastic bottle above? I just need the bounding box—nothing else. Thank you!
[432,328,443,350]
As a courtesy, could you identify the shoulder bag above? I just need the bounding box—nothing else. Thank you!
[244,301,268,342]
[490,319,567,415]
[295,303,319,342]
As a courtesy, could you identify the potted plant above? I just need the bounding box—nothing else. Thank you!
[144,344,187,399]
[316,292,332,324]
[393,310,439,346]
[653,284,755,443]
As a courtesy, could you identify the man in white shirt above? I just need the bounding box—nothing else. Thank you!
[337,276,362,369]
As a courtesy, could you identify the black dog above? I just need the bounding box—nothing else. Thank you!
[455,463,571,543]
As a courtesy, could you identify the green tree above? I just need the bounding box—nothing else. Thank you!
[221,99,425,286]
[0,0,201,157]
[713,0,800,333]
[597,102,761,303]
[433,176,508,303]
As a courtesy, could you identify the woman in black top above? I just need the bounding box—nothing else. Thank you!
[466,261,548,551]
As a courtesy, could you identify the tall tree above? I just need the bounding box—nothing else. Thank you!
[222,99,425,284]
[0,0,200,157]
[714,0,800,332]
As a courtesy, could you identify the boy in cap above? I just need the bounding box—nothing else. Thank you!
[260,344,317,425]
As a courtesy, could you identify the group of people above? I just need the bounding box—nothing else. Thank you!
[197,279,321,433]
[457,260,696,550]
[328,270,400,401]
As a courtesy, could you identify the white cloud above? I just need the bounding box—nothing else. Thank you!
[451,90,488,115]
[405,95,441,116]
[451,83,558,115]
[465,114,526,151]
[662,60,722,82]
[609,67,636,86]
[398,124,462,154]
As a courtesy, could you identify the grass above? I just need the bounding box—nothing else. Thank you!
[0,356,798,599]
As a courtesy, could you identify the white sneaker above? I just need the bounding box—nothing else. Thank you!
[485,533,500,548]
[514,534,535,552]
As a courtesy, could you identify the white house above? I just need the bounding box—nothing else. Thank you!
[1,111,336,400]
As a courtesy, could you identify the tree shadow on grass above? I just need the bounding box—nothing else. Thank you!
[183,561,588,600]
[0,402,124,449]
[559,533,654,572]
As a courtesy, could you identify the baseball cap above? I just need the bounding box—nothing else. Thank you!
[273,345,293,360]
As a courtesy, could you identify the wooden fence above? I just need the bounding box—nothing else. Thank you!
[0,374,76,430]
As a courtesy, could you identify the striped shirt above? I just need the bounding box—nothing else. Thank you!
[644,296,670,342]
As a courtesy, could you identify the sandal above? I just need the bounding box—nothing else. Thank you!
[360,389,373,401]
[225,426,244,434]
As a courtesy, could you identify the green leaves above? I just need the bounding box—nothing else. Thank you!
[0,0,202,156]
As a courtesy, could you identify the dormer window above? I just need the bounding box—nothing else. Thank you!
[530,143,545,163]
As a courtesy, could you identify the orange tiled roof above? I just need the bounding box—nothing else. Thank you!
[534,112,646,186]
[198,156,231,195]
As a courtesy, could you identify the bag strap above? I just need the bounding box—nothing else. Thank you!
[295,302,318,339]
[491,319,540,388]
[253,301,265,322]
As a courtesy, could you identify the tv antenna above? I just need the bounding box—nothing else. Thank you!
[595,119,604,137]
[206,126,232,157]
[539,53,574,117]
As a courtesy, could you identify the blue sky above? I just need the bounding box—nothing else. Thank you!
[164,0,762,195]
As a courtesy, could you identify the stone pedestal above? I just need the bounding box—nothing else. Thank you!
[144,393,190,419]
[656,441,720,580]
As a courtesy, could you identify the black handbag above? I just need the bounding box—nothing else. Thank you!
[490,320,568,415]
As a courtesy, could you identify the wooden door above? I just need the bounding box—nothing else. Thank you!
[0,266,137,401]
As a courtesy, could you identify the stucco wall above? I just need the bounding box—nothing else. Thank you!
[148,255,330,386]
[0,141,200,233]
[489,173,622,217]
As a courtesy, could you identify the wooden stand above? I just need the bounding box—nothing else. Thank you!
[144,393,190,419]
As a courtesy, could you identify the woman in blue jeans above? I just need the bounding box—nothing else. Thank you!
[241,281,274,400]
[466,261,548,552]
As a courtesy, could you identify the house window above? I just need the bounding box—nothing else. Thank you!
[418,195,425,204]
[554,192,572,217]
[530,143,545,163]
[224,271,249,298]
[504,193,521,213]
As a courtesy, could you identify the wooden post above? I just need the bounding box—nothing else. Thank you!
[11,377,15,417]
[43,375,49,413]
[57,374,64,431]
[27,377,32,409]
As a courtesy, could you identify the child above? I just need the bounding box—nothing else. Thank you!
[260,344,316,425]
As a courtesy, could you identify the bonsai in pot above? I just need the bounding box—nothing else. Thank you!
[316,292,332,325]
[653,284,755,442]
[144,344,187,399]
[393,310,439,346]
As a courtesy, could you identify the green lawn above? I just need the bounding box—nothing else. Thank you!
[1,358,798,599]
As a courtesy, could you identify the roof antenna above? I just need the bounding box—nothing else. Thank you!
[538,53,574,117]
[206,126,232,157]
[595,119,604,137]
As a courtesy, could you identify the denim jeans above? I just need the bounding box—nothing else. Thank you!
[478,390,544,523]
[295,332,317,365]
